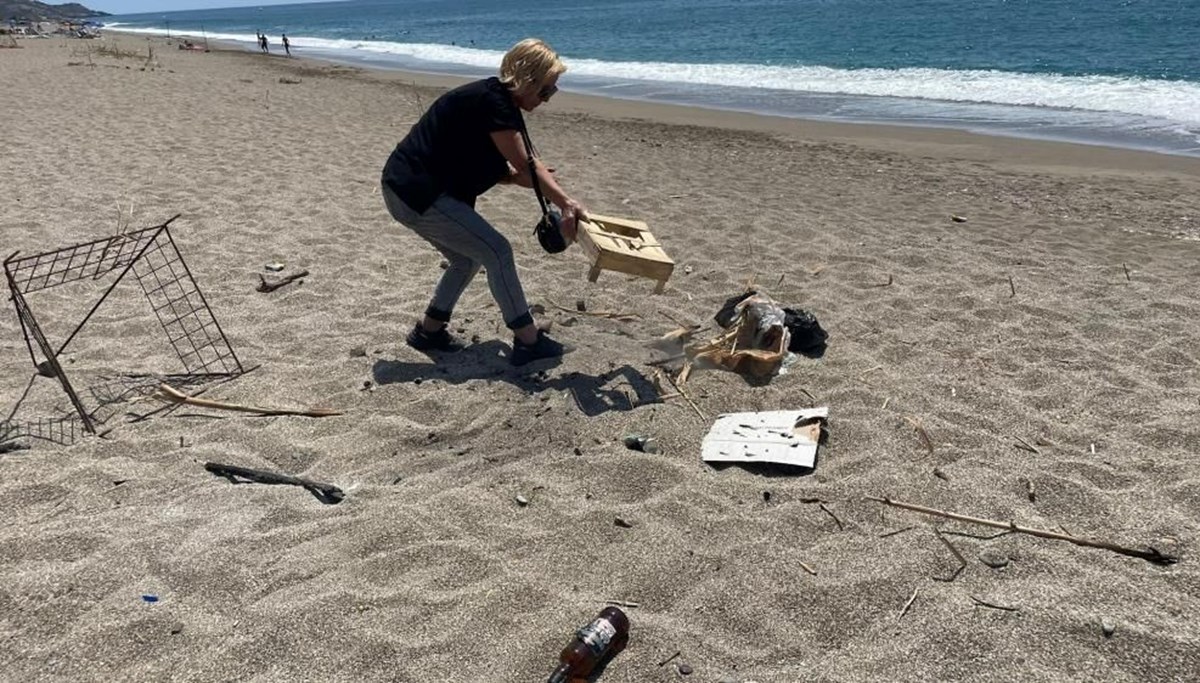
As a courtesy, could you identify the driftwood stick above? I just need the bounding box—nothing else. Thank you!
[868,496,1178,565]
[603,598,641,608]
[154,383,341,417]
[898,587,919,621]
[932,527,967,582]
[970,595,1019,612]
[204,461,344,504]
[819,503,844,530]
[257,269,309,293]
[662,367,704,420]
[545,298,640,321]
[1013,436,1040,454]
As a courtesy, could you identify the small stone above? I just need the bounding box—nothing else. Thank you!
[349,346,367,357]
[1101,618,1116,638]
[439,259,449,269]
[515,495,529,507]
[575,299,587,312]
[979,551,1010,569]
[560,316,578,327]
[413,377,423,385]
[573,447,582,456]
[169,622,184,635]
[265,262,285,272]
[933,467,949,481]
[677,662,693,675]
[530,303,546,315]
[762,491,771,503]
[684,265,693,275]
[614,517,634,528]
[361,380,372,390]
[951,215,968,223]
[718,678,741,683]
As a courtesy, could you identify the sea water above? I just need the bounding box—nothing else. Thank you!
[104,0,1200,157]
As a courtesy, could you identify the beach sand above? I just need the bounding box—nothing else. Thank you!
[2,33,1199,682]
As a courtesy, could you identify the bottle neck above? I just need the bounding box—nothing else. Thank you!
[546,664,571,683]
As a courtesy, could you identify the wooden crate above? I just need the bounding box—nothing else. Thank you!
[576,214,674,293]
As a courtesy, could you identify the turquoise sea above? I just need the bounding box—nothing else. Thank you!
[105,0,1200,156]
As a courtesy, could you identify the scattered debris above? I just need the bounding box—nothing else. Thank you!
[1101,618,1117,638]
[623,433,660,453]
[701,408,828,469]
[979,550,1010,569]
[868,496,1178,565]
[904,417,934,454]
[204,461,344,504]
[257,269,308,293]
[658,651,682,667]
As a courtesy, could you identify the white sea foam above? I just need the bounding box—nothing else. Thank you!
[106,27,1200,127]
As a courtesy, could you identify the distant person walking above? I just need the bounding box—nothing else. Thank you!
[282,33,290,56]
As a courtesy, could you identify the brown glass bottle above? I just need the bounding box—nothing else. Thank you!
[546,606,630,683]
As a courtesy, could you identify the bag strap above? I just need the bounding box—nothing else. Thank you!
[517,117,553,221]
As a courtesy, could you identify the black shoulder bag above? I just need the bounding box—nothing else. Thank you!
[519,118,568,254]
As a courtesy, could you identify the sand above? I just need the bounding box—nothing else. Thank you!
[1,33,1199,682]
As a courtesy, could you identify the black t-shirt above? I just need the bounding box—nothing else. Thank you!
[382,77,525,213]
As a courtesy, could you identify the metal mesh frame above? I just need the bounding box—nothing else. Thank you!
[2,215,245,443]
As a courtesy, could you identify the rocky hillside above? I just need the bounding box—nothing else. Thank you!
[2,1,108,22]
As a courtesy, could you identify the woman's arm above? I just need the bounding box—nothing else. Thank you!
[490,130,586,218]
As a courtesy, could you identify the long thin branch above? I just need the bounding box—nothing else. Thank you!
[868,496,1177,565]
[154,383,341,417]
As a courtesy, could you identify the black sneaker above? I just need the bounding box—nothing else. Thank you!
[406,323,463,352]
[510,330,572,367]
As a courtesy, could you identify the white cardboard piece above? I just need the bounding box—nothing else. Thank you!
[701,407,828,468]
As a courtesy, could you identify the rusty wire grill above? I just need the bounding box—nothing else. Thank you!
[2,215,245,445]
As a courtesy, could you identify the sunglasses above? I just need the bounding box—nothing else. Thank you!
[537,83,558,102]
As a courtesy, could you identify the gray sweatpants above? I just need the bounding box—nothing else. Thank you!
[382,183,533,330]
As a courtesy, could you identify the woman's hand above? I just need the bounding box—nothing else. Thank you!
[559,199,587,244]
[560,211,579,244]
[561,198,588,221]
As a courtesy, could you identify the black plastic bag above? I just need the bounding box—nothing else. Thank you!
[783,308,828,357]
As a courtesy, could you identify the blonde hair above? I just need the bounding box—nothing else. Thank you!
[499,38,566,90]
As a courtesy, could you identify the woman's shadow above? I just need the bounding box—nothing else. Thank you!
[371,341,660,417]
